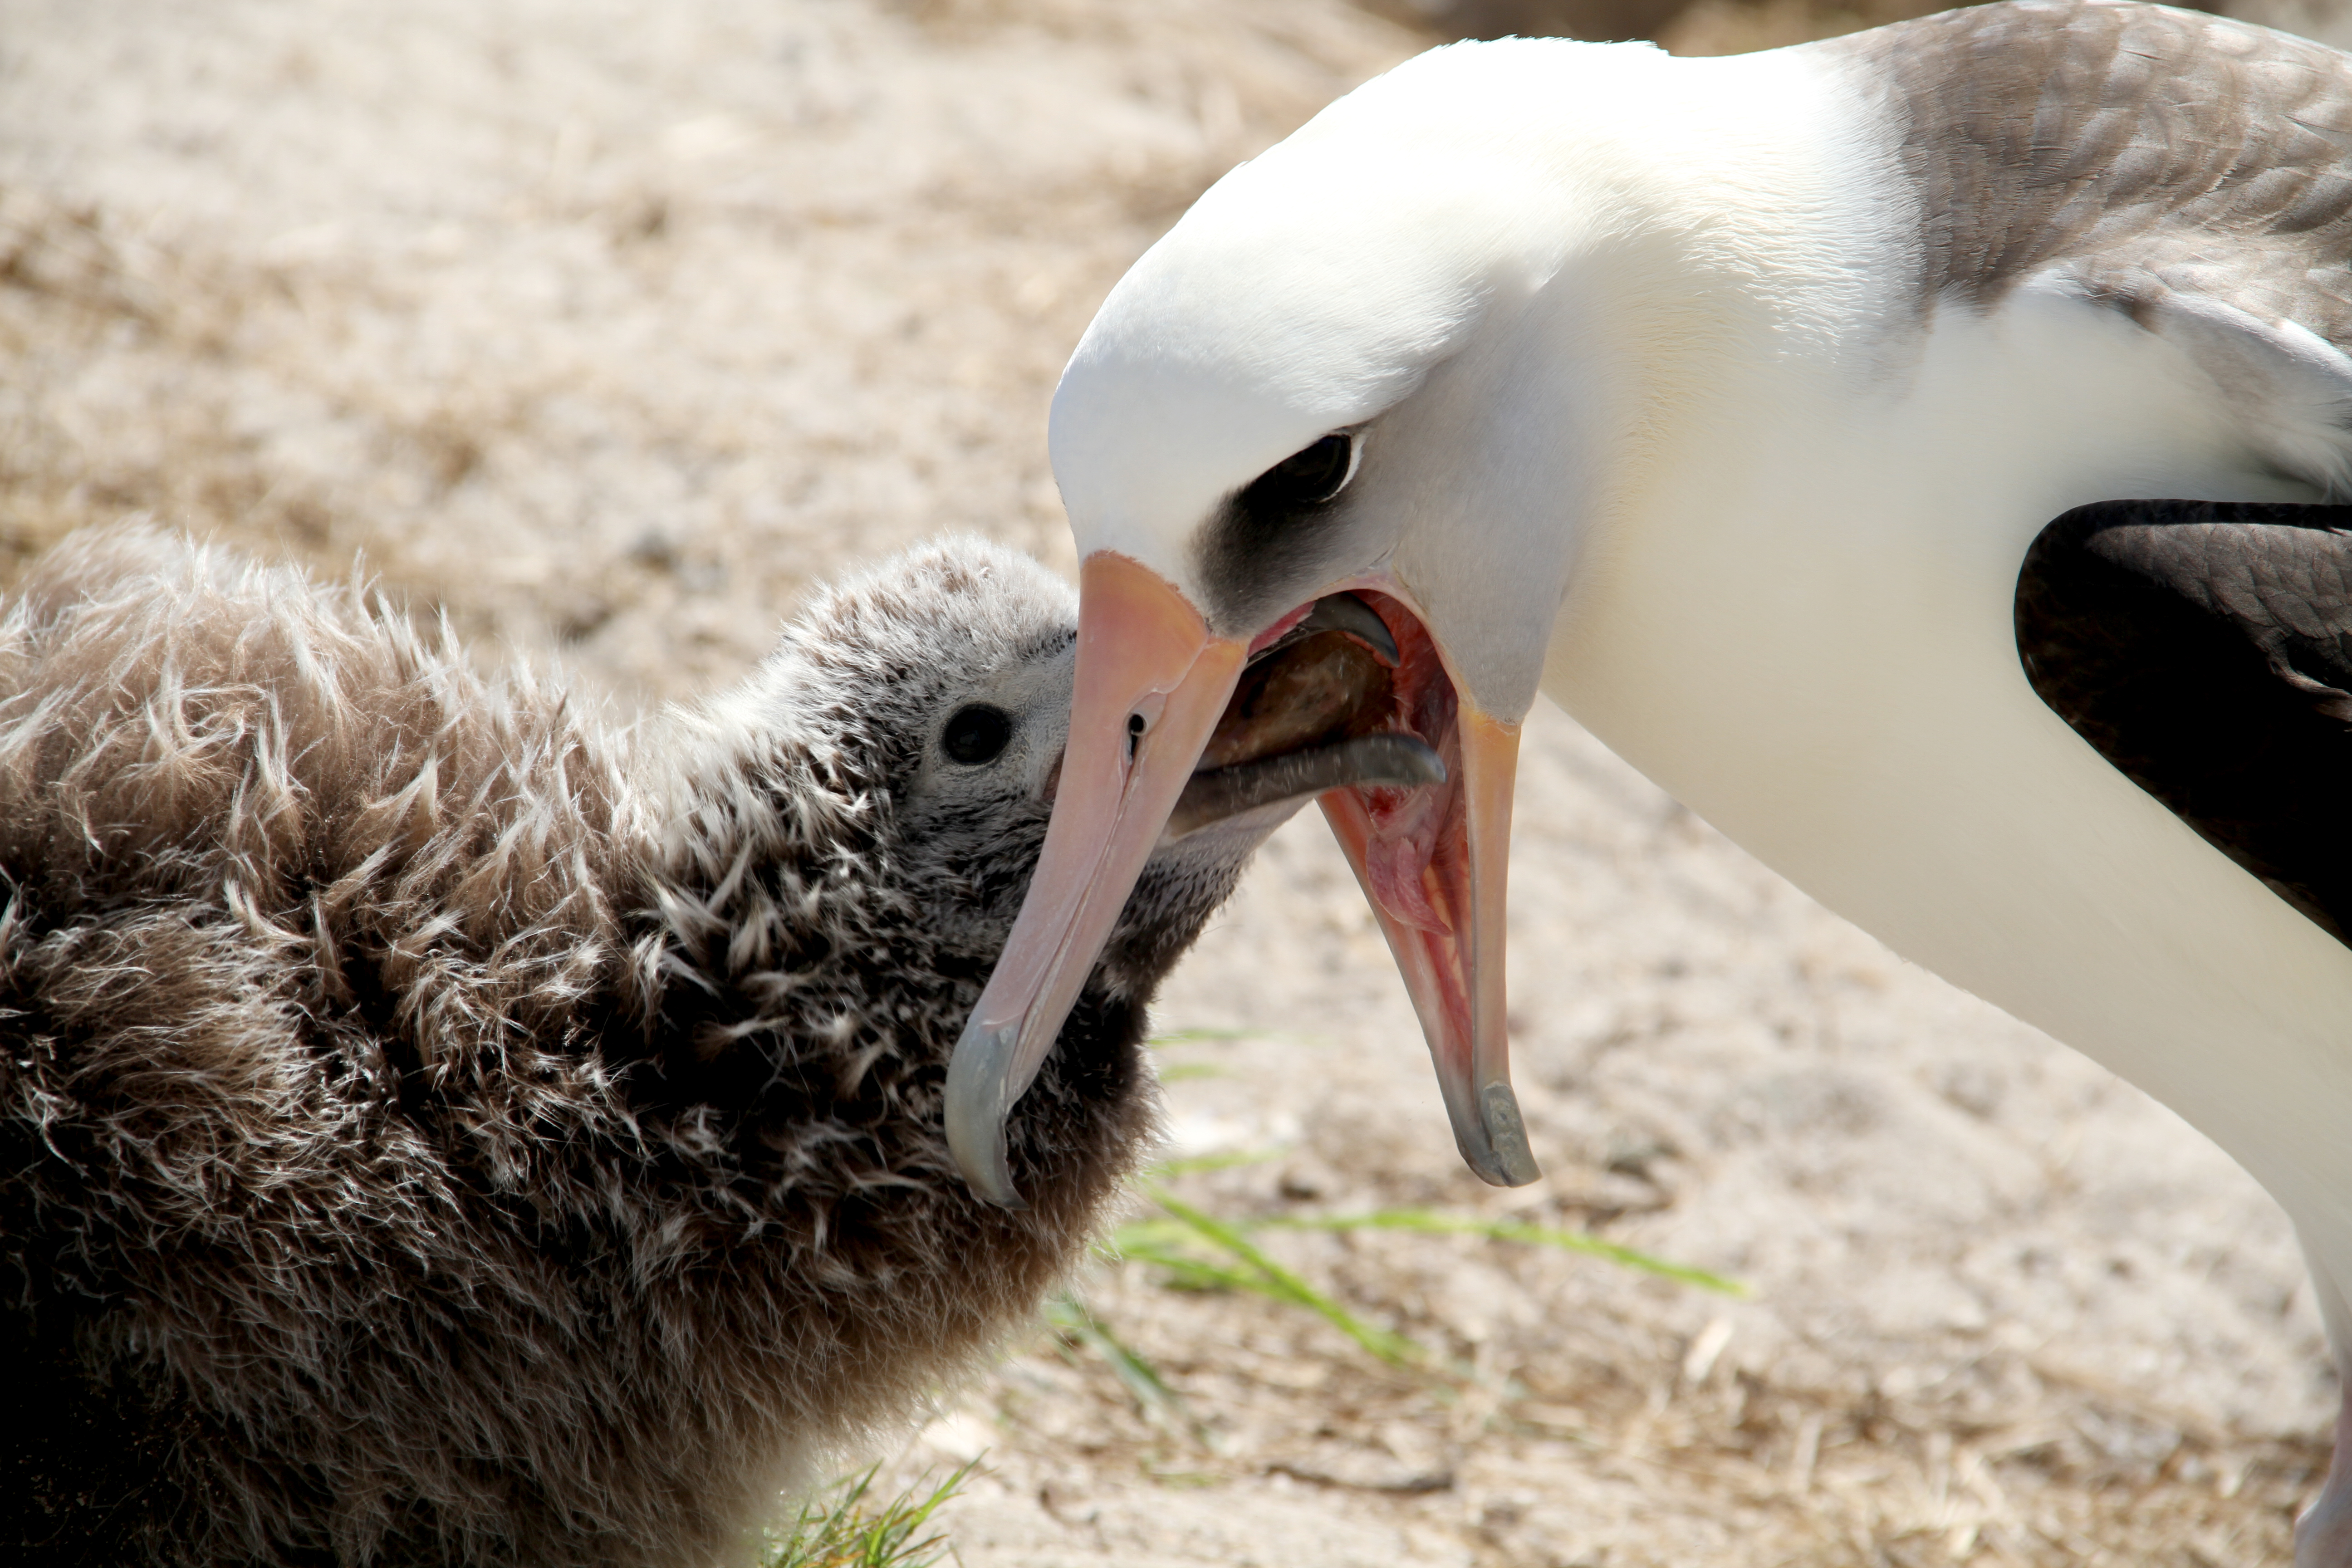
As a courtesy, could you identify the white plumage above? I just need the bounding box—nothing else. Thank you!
[953,4,2352,1559]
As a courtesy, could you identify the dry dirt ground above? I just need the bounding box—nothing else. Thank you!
[0,1,2342,1563]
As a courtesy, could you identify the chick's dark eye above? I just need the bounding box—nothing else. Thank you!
[1244,433,1354,511]
[941,704,1014,765]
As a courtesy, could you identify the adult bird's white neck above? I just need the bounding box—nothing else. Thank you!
[1245,35,1943,719]
[1538,39,2352,1277]
[1050,35,1923,713]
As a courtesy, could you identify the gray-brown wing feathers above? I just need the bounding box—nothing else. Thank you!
[1833,0,2352,483]
[1834,0,2352,320]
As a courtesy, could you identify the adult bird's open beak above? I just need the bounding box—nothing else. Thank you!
[1318,702,1539,1188]
[944,551,1245,1205]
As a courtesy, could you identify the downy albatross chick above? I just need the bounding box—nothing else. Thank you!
[0,525,1431,1568]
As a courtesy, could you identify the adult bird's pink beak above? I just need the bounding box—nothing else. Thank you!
[945,554,1544,1203]
[944,550,1245,1205]
[1317,700,1539,1188]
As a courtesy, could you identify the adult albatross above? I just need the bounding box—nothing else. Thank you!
[941,0,2352,1556]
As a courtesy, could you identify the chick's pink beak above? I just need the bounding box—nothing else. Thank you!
[944,551,1244,1205]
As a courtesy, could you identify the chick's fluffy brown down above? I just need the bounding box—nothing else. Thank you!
[0,527,1219,1568]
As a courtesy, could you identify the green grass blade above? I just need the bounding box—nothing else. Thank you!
[1253,1208,1746,1295]
[1145,1026,1265,1046]
[1114,1239,1283,1296]
[1148,1190,1422,1365]
[1107,1216,1203,1254]
[1145,1026,1325,1049]
[1143,1147,1284,1179]
[765,1462,972,1568]
[1045,1293,1194,1431]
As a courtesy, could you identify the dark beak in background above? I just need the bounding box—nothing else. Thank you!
[1166,603,1445,840]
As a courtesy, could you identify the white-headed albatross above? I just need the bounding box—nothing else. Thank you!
[941,1,2352,1556]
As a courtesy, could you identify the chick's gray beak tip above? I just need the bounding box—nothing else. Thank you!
[944,1019,1030,1208]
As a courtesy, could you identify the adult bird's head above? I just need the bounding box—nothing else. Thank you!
[945,37,1740,1203]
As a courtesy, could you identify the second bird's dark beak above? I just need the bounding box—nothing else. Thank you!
[1165,609,1444,841]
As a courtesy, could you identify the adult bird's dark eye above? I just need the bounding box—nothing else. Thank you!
[942,704,1013,765]
[1245,433,1354,511]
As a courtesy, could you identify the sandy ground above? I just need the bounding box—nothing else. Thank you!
[0,1,2339,1563]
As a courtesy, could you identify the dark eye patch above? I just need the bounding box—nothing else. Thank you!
[942,704,1014,765]
[1241,433,1354,512]
[1194,430,1366,637]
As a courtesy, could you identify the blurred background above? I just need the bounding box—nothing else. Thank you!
[6,1,2351,1562]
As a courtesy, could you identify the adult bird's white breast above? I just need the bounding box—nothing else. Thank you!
[1550,278,2352,1252]
[1534,19,2352,1282]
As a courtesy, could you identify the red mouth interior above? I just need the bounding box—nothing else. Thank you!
[1197,588,1471,1021]
[1195,588,1485,1142]
[1279,592,1476,1071]
[1347,591,1467,941]
[1214,589,1525,1184]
